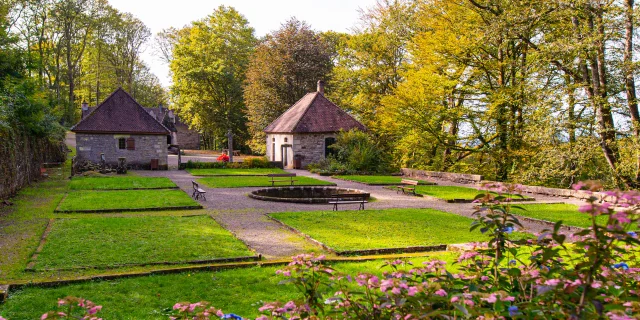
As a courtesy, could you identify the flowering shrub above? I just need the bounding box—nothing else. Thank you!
[217,153,230,162]
[39,297,102,320]
[255,181,640,319]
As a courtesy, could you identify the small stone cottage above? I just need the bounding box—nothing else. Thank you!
[72,88,170,169]
[264,81,366,169]
[82,103,200,150]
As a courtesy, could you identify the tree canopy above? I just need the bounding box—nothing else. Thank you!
[243,18,334,153]
[169,5,256,149]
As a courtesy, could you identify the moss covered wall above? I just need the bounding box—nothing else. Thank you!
[0,128,66,200]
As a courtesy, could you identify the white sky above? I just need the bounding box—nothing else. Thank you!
[107,0,376,87]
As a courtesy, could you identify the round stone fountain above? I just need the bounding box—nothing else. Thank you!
[249,186,370,204]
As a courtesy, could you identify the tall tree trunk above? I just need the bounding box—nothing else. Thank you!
[442,96,459,171]
[496,44,509,181]
[623,0,640,184]
[590,5,621,184]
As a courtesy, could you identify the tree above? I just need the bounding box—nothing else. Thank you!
[51,0,105,125]
[329,0,417,134]
[243,18,333,153]
[170,5,255,149]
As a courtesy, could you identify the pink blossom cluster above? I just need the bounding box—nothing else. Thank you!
[38,297,102,320]
[169,301,224,320]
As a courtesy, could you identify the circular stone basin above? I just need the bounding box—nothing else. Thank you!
[249,186,370,204]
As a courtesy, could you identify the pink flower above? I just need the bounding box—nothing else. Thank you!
[612,212,631,224]
[591,281,603,288]
[256,316,269,320]
[450,296,460,303]
[545,279,561,286]
[578,204,594,213]
[41,314,48,320]
[572,182,586,190]
[88,306,102,315]
[391,287,401,295]
[216,310,224,317]
[482,294,497,303]
[407,286,418,296]
[464,299,474,306]
[435,289,447,297]
[283,301,296,311]
[501,296,515,302]
[480,276,489,281]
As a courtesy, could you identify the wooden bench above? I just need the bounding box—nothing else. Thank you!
[396,179,419,196]
[267,173,297,187]
[192,180,207,201]
[329,194,368,211]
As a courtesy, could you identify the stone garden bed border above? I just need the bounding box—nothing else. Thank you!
[266,213,451,256]
[25,215,257,272]
[2,251,454,298]
[54,205,203,213]
[70,186,180,191]
[54,190,203,213]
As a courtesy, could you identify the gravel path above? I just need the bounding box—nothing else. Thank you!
[138,169,586,259]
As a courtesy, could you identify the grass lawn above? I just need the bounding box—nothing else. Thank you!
[334,175,435,185]
[197,176,335,188]
[511,203,608,228]
[57,189,200,212]
[270,208,488,251]
[69,176,176,190]
[409,185,530,201]
[0,254,458,319]
[33,216,254,270]
[187,168,287,176]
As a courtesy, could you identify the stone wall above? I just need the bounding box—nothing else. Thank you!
[175,122,200,150]
[401,168,604,201]
[76,133,168,169]
[1,128,66,200]
[401,168,483,184]
[293,133,335,168]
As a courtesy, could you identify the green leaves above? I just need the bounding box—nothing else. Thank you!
[243,18,333,153]
[170,6,255,147]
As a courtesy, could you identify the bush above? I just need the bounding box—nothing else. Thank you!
[180,157,274,170]
[308,130,395,175]
[256,182,640,319]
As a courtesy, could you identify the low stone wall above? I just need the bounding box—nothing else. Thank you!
[401,168,598,201]
[401,168,483,184]
[0,128,66,200]
[515,185,590,199]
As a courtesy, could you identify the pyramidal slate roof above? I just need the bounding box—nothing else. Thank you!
[71,88,170,135]
[264,92,366,133]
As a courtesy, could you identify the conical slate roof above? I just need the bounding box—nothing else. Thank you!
[71,88,170,135]
[264,92,366,133]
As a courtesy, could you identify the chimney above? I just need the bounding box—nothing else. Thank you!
[317,80,325,95]
[81,101,88,111]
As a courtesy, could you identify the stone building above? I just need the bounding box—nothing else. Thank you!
[72,88,170,169]
[264,81,366,169]
[82,102,200,150]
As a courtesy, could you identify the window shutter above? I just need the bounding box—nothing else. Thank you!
[126,138,135,150]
